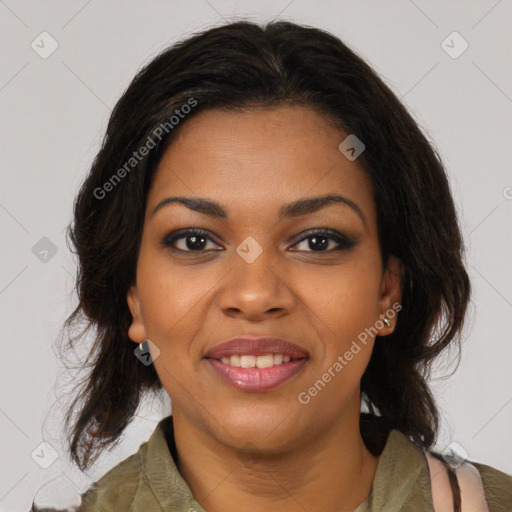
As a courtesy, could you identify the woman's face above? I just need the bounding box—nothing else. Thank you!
[127,106,402,452]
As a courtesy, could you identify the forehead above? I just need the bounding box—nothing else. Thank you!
[147,106,376,229]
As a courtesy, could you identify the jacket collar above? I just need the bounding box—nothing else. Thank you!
[139,415,205,510]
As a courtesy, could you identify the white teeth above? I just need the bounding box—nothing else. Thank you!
[218,354,294,367]
[256,354,274,368]
[240,355,256,368]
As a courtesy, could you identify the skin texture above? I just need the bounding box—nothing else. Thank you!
[127,106,403,512]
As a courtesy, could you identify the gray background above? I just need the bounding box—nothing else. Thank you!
[1,0,511,509]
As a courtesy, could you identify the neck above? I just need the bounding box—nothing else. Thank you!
[172,408,382,512]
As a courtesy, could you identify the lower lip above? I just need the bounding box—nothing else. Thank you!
[205,357,308,392]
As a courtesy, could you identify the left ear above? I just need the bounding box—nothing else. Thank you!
[377,255,404,335]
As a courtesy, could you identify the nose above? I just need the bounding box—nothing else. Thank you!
[216,243,296,321]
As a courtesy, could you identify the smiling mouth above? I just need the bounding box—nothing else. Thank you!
[204,355,309,392]
[205,353,307,368]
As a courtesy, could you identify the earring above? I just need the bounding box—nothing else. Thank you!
[383,317,391,327]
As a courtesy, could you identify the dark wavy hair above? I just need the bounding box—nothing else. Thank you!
[62,19,471,479]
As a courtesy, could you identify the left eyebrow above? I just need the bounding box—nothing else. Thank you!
[151,193,367,231]
[279,194,367,230]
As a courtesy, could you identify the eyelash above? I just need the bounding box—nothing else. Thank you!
[161,228,356,254]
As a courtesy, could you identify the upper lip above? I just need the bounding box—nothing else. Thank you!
[204,335,310,360]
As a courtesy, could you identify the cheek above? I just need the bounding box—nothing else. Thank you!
[297,257,381,334]
[134,247,226,381]
[291,259,382,393]
[136,245,209,334]
[296,265,379,408]
[135,259,206,400]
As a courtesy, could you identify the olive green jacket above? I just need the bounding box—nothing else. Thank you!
[80,416,512,511]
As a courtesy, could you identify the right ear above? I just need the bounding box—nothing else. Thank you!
[126,285,147,344]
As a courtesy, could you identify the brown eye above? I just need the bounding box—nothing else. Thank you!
[290,229,357,253]
[161,229,222,252]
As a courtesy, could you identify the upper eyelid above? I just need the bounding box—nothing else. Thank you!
[289,227,351,243]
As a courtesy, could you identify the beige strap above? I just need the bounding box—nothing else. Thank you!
[456,462,490,512]
[426,452,490,512]
[427,452,455,512]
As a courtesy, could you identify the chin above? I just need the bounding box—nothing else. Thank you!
[213,405,304,448]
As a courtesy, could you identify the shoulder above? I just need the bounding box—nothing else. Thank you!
[80,444,147,511]
[378,430,512,510]
[471,461,512,510]
[80,416,191,511]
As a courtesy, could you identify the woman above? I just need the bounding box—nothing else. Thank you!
[50,19,511,511]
